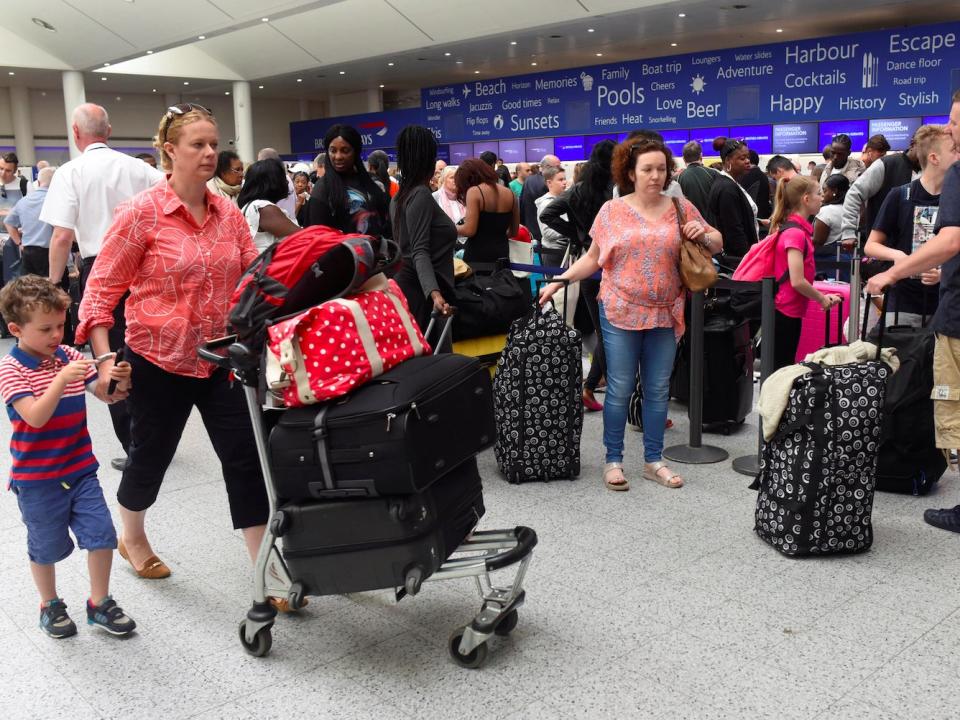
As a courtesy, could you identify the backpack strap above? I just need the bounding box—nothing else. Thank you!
[773,219,806,288]
[19,176,27,196]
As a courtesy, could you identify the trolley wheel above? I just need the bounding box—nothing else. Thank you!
[448,628,488,669]
[288,582,306,611]
[494,609,518,637]
[238,620,273,657]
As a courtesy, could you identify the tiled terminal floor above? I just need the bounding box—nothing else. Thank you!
[1,337,959,719]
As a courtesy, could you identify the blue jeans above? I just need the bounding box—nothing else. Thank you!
[599,304,677,464]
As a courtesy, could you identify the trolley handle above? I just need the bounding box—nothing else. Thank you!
[197,334,239,369]
[485,526,538,572]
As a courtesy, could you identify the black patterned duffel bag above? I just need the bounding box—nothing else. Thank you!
[754,359,890,556]
[493,303,582,483]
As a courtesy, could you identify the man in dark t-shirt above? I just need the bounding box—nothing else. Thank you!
[866,89,960,532]
[864,124,957,324]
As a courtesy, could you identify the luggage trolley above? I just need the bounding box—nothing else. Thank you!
[197,337,537,668]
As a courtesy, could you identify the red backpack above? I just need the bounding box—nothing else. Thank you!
[229,225,399,350]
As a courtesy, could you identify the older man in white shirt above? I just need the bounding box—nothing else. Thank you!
[40,103,163,469]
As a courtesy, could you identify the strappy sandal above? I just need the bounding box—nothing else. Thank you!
[603,462,629,492]
[270,597,309,613]
[643,461,683,488]
[118,538,171,579]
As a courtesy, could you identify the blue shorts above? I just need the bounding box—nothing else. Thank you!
[14,474,117,565]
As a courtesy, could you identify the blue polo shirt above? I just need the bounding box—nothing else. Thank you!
[0,344,99,486]
[4,187,53,248]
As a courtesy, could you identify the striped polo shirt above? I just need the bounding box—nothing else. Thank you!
[0,344,99,486]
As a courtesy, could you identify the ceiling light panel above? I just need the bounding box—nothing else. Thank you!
[197,22,316,78]
[389,0,584,42]
[273,0,426,64]
[22,5,133,68]
[61,2,227,51]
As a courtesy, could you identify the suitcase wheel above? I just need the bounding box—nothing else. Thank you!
[404,566,424,596]
[448,627,488,669]
[493,609,518,637]
[287,581,306,611]
[238,620,273,657]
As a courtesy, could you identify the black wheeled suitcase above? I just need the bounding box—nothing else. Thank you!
[493,302,582,482]
[873,316,947,495]
[280,457,485,596]
[753,302,891,558]
[877,326,947,495]
[669,296,754,430]
[268,353,495,501]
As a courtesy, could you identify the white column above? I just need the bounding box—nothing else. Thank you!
[365,88,382,113]
[9,86,35,166]
[61,71,86,159]
[298,97,309,121]
[232,81,254,164]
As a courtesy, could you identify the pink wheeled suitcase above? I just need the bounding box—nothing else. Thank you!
[795,281,850,362]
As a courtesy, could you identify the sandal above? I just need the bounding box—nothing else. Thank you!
[603,462,629,492]
[270,596,309,613]
[643,461,683,488]
[118,538,171,579]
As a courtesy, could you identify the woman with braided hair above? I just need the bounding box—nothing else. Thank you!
[391,125,457,347]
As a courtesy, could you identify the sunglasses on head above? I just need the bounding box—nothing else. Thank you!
[161,103,213,144]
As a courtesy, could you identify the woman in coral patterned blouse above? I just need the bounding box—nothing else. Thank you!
[541,135,722,492]
[76,105,269,584]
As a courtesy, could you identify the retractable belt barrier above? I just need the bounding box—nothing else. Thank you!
[503,260,818,475]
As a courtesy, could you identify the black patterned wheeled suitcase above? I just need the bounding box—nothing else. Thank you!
[754,358,890,556]
[280,457,485,597]
[493,304,582,483]
[268,353,494,501]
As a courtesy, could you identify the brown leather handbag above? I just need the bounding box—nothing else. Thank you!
[674,198,717,292]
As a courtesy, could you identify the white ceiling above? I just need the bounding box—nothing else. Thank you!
[1,0,959,103]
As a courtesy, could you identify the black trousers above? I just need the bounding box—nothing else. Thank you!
[579,277,606,391]
[80,256,130,454]
[119,348,269,529]
[773,310,803,371]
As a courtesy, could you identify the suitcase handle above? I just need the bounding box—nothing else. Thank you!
[863,291,889,361]
[534,277,572,322]
[424,307,456,350]
[823,297,843,348]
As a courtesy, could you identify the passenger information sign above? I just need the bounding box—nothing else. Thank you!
[419,21,959,142]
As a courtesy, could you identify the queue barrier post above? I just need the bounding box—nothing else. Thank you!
[663,290,729,465]
[847,242,862,344]
[732,276,776,477]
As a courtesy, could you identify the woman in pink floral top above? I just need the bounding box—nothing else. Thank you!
[541,136,722,491]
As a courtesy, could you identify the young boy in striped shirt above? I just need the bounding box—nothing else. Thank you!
[0,275,136,638]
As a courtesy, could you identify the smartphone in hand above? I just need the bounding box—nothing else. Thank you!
[107,347,125,395]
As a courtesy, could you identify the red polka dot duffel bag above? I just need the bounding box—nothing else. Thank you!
[266,276,430,407]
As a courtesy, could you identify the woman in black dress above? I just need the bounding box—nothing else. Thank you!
[306,124,390,239]
[454,158,519,264]
[391,125,457,345]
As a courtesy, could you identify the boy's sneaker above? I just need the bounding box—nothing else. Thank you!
[86,596,136,636]
[40,598,78,639]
